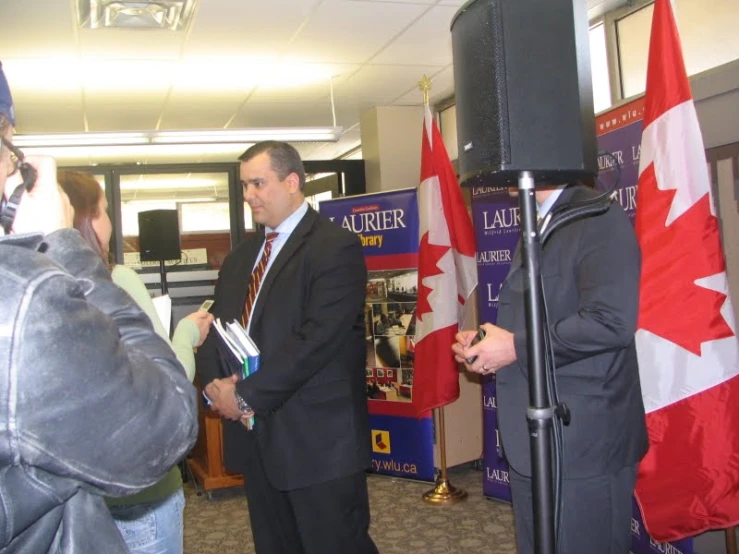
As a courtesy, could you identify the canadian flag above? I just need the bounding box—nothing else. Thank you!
[413,104,477,416]
[634,0,739,541]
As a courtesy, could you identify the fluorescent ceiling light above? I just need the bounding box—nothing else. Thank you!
[123,197,217,204]
[120,178,220,190]
[15,143,249,165]
[13,127,342,148]
[152,128,342,144]
[14,132,150,148]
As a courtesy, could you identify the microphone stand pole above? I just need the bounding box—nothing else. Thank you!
[159,259,168,295]
[517,171,556,554]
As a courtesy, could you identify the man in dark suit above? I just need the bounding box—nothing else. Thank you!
[196,141,377,554]
[453,183,648,553]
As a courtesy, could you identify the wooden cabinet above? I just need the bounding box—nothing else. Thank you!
[187,382,243,496]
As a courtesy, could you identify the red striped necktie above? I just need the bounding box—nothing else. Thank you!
[242,232,279,327]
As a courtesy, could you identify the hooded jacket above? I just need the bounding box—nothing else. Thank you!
[0,229,198,553]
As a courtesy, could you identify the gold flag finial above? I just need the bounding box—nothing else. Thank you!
[418,75,432,105]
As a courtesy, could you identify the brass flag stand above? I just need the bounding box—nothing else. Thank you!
[418,75,468,505]
[423,406,468,504]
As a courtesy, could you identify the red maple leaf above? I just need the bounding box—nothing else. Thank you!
[636,163,734,355]
[416,233,450,320]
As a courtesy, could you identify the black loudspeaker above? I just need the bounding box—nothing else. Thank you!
[138,209,181,262]
[450,0,597,186]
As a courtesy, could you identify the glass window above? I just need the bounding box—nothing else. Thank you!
[305,172,337,211]
[120,171,234,271]
[307,190,333,211]
[589,23,612,113]
[181,202,231,233]
[243,200,254,231]
[618,0,739,99]
[120,172,229,236]
[94,174,107,191]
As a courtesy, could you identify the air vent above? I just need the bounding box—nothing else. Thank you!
[77,0,197,31]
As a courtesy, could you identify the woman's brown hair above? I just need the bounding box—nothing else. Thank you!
[57,170,110,267]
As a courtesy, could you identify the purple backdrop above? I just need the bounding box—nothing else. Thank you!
[471,185,520,502]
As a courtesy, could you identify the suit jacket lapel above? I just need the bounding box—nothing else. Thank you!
[248,208,317,329]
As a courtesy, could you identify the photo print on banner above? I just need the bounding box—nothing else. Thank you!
[364,269,418,404]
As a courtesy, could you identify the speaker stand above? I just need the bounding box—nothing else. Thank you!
[517,171,556,554]
[159,260,168,296]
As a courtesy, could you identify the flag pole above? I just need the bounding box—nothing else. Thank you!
[726,527,737,554]
[417,74,468,506]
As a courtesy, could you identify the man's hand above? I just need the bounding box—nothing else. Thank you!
[452,323,517,375]
[204,375,245,421]
[10,155,74,236]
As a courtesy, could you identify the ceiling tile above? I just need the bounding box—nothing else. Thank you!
[323,100,366,129]
[159,91,248,129]
[337,64,444,105]
[247,64,359,103]
[284,0,429,64]
[372,5,457,66]
[2,59,83,94]
[0,2,77,58]
[230,102,332,128]
[305,128,362,160]
[82,60,175,93]
[292,142,331,160]
[393,65,455,105]
[185,0,321,58]
[13,93,86,133]
[85,93,168,131]
[587,0,629,20]
[77,29,186,60]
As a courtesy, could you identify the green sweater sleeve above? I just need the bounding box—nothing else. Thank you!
[111,265,199,382]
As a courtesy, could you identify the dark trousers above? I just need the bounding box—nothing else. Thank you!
[509,464,638,554]
[242,439,378,554]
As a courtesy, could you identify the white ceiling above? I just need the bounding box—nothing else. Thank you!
[0,0,625,166]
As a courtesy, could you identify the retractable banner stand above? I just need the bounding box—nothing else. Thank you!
[320,189,435,482]
[470,185,521,503]
[597,99,693,554]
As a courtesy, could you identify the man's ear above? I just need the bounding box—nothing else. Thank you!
[286,172,301,194]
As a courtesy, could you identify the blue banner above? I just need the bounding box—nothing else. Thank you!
[321,189,419,268]
[368,414,435,480]
[320,189,435,482]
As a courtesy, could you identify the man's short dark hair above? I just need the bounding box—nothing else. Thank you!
[239,141,306,191]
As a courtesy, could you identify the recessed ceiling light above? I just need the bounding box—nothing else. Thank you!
[77,0,197,31]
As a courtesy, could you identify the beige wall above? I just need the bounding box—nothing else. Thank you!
[360,106,424,194]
